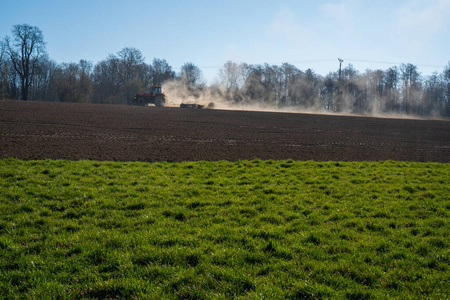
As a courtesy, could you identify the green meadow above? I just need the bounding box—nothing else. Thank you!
[0,159,448,299]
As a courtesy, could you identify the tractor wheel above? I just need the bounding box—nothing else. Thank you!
[136,97,147,106]
[154,96,165,107]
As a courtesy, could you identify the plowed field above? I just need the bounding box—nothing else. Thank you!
[1,100,449,162]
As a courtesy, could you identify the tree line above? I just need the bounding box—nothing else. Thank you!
[227,61,450,116]
[1,24,449,116]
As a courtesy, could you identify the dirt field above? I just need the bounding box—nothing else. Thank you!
[1,100,449,162]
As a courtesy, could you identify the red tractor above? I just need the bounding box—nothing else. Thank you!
[132,85,166,107]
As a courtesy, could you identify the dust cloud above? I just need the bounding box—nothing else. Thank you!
[162,79,443,120]
[162,80,323,114]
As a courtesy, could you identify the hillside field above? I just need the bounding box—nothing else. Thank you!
[1,100,449,162]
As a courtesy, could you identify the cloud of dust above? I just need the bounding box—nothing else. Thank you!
[163,79,282,112]
[163,79,382,117]
[162,75,443,120]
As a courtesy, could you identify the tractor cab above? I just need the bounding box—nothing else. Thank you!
[152,86,162,95]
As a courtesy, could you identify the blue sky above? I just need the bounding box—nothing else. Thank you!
[1,0,449,83]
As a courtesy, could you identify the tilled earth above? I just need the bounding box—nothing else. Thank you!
[1,100,449,162]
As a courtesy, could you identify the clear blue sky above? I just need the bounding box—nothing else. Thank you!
[1,0,449,83]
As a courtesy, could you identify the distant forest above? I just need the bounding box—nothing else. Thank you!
[1,24,450,117]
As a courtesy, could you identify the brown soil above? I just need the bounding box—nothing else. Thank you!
[1,100,449,162]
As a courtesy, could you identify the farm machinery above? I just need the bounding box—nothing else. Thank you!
[132,85,166,107]
[132,85,215,109]
[180,102,215,109]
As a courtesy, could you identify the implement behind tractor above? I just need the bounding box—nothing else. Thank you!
[132,85,165,107]
[180,102,215,109]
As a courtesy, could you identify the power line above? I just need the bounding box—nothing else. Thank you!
[342,58,446,69]
[175,58,447,71]
[178,59,338,70]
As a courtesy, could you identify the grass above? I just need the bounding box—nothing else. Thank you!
[0,158,449,299]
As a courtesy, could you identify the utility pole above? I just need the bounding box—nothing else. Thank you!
[337,58,344,111]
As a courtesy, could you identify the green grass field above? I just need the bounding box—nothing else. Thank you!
[0,159,449,299]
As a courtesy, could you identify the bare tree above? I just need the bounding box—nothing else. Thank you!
[321,73,337,111]
[0,40,9,99]
[443,63,450,116]
[400,63,421,114]
[384,67,400,113]
[5,24,46,100]
[118,47,145,103]
[31,57,57,101]
[302,68,322,108]
[180,62,205,91]
[78,60,93,103]
[219,61,244,93]
[242,64,266,102]
[150,58,175,86]
[93,55,122,104]
[279,63,298,107]
[422,72,445,116]
[54,60,92,103]
[0,40,5,66]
